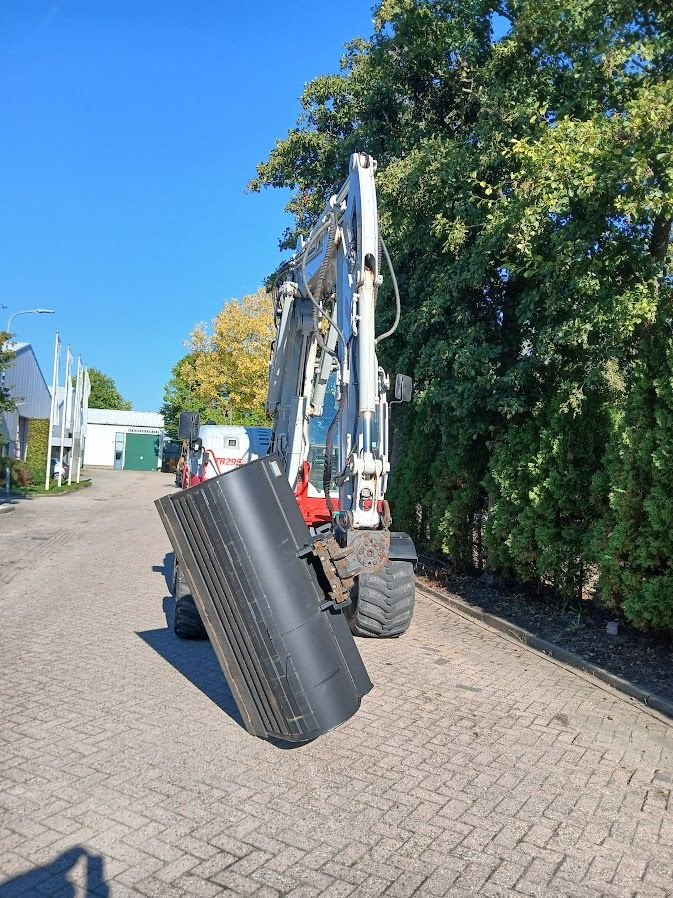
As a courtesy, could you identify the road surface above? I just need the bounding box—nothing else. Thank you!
[1,470,671,897]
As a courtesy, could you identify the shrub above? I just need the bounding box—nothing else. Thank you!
[25,418,50,486]
[0,457,33,488]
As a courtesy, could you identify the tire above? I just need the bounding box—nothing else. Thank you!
[172,560,208,640]
[346,560,415,637]
[174,595,208,640]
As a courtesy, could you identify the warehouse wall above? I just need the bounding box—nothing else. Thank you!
[84,424,115,467]
[83,423,163,470]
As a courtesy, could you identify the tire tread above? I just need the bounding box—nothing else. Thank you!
[348,560,415,637]
[174,595,208,640]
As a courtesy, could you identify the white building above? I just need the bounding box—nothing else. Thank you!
[84,409,165,471]
[1,342,52,459]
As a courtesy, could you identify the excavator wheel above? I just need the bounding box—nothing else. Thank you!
[172,560,208,640]
[346,560,415,638]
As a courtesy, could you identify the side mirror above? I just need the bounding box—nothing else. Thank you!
[394,374,413,403]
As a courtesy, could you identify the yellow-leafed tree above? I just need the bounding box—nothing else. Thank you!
[180,288,273,426]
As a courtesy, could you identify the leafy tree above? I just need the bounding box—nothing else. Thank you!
[479,1,673,612]
[163,289,273,436]
[87,368,132,411]
[0,332,17,413]
[160,353,224,439]
[252,0,673,626]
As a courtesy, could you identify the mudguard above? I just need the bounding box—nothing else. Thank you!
[155,455,372,743]
[389,532,418,565]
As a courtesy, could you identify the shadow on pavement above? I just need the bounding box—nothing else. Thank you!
[151,551,174,593]
[0,492,34,510]
[0,847,108,897]
[147,554,305,748]
[136,593,245,731]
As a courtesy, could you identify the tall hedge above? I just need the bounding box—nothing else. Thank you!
[25,418,50,486]
[251,0,673,630]
[597,327,673,631]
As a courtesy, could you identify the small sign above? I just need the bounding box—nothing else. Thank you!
[127,427,162,434]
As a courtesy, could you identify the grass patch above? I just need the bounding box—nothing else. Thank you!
[17,479,93,497]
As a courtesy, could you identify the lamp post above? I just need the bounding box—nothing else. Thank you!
[6,308,55,336]
[2,309,56,389]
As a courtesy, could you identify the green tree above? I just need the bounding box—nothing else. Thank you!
[25,418,50,486]
[0,332,17,413]
[161,290,273,438]
[252,0,673,624]
[87,368,132,411]
[160,354,222,439]
[184,289,272,426]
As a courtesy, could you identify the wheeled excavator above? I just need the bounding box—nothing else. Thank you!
[157,152,416,743]
[266,150,416,637]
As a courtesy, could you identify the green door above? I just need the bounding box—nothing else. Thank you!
[123,433,159,471]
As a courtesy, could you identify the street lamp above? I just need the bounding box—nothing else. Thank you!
[2,309,56,390]
[6,308,55,336]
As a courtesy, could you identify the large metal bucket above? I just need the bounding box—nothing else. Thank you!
[155,455,372,742]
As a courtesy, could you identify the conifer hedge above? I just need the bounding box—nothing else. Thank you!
[251,1,673,631]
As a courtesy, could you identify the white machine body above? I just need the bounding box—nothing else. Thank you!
[267,152,394,532]
[200,425,272,480]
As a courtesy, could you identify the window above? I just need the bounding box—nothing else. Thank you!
[308,371,340,493]
[227,438,238,448]
[18,416,29,460]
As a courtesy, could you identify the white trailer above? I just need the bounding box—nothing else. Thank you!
[200,425,272,479]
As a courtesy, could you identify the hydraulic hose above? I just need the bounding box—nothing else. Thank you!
[323,387,346,518]
[300,215,347,361]
[375,236,401,344]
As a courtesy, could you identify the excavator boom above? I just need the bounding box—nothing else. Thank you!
[267,152,395,531]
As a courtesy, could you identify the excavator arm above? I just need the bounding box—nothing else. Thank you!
[267,152,395,531]
[266,152,416,637]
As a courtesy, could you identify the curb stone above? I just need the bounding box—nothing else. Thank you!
[417,580,673,725]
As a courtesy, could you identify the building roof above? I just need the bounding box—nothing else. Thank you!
[3,342,52,420]
[87,409,164,428]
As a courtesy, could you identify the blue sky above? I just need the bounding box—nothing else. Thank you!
[0,1,377,409]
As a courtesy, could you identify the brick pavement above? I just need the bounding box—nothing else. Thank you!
[0,469,672,897]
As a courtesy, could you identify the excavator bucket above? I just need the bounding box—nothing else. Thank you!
[155,454,372,743]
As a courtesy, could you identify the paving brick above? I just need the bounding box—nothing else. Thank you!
[155,853,201,883]
[1,469,672,898]
[252,866,299,893]
[180,875,227,898]
[321,862,369,886]
[264,845,306,873]
[211,869,259,894]
[133,876,189,897]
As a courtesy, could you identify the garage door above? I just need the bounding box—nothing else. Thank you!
[123,433,159,471]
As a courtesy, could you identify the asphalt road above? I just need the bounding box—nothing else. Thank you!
[0,469,672,897]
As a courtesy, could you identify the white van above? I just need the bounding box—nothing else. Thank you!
[199,425,272,480]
